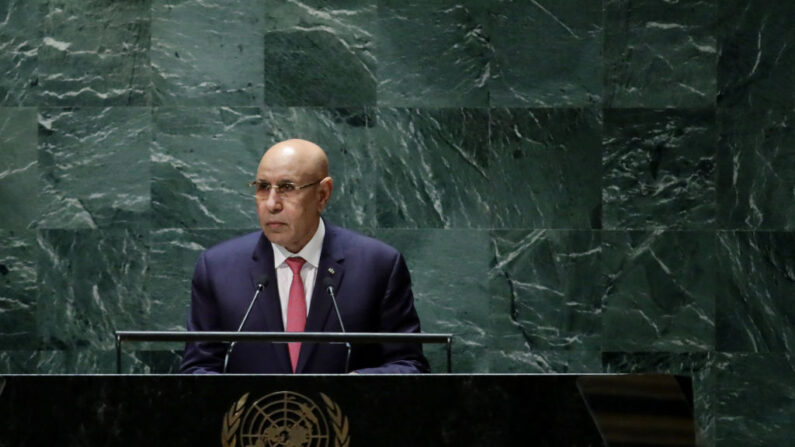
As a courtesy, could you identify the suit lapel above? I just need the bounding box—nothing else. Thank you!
[296,224,346,373]
[249,233,291,372]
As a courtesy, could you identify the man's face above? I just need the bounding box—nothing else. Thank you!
[255,148,331,253]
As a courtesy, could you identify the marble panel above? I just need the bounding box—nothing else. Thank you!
[718,0,795,109]
[485,350,602,374]
[37,107,150,229]
[149,228,252,332]
[603,109,717,229]
[0,107,38,230]
[151,107,263,229]
[603,352,715,447]
[368,229,492,373]
[0,230,37,349]
[151,0,264,105]
[262,107,374,229]
[0,350,40,373]
[601,231,716,352]
[50,349,183,374]
[0,348,181,374]
[128,349,183,374]
[0,349,144,374]
[715,353,795,447]
[489,0,602,107]
[371,108,490,228]
[44,348,158,374]
[264,0,376,107]
[716,231,795,352]
[38,0,151,106]
[36,228,149,352]
[376,0,490,107]
[604,0,717,108]
[717,107,795,229]
[0,0,43,105]
[488,230,603,362]
[488,108,602,229]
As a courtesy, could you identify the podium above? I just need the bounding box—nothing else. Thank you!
[0,374,695,446]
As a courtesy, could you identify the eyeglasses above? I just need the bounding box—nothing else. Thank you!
[249,179,322,198]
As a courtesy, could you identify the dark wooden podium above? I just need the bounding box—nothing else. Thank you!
[0,374,695,446]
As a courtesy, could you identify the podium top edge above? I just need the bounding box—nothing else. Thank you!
[114,331,453,344]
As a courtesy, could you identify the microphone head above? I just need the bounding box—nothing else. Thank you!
[256,274,269,289]
[322,276,334,289]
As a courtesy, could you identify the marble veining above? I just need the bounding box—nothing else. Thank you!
[373,229,492,372]
[489,108,602,229]
[489,230,603,353]
[372,108,491,228]
[0,0,42,106]
[36,228,149,352]
[376,1,491,107]
[0,230,37,349]
[604,0,716,107]
[715,353,795,447]
[151,107,262,229]
[603,109,717,229]
[38,0,151,106]
[489,0,603,107]
[151,0,264,105]
[718,0,795,109]
[716,232,795,351]
[601,231,716,352]
[265,0,376,106]
[37,107,150,229]
[0,107,38,229]
[717,107,795,229]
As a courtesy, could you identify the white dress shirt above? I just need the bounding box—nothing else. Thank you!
[271,219,325,326]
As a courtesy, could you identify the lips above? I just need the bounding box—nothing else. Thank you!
[265,221,286,229]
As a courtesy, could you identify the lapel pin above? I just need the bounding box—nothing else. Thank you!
[328,267,335,275]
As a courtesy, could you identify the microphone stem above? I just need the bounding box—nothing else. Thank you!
[327,286,346,333]
[223,283,265,373]
[326,284,350,373]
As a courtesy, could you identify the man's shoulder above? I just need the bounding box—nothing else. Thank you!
[326,224,400,258]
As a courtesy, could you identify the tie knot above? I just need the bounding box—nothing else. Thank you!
[285,257,306,274]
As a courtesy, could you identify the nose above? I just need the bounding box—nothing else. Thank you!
[263,188,283,213]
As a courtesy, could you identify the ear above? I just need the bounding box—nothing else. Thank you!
[317,176,333,211]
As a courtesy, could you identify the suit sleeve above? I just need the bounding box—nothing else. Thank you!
[354,252,431,374]
[179,252,225,374]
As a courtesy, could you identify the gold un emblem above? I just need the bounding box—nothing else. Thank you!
[222,391,350,447]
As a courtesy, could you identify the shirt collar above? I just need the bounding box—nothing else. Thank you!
[272,219,325,269]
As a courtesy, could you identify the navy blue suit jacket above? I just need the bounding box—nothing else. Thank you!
[179,222,429,374]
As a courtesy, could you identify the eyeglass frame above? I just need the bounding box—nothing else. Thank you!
[249,179,324,197]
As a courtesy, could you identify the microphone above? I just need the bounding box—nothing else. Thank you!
[223,274,268,373]
[323,276,351,373]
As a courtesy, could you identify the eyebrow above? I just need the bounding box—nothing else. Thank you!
[256,178,296,184]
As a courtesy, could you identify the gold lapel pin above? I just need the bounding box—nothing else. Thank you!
[328,267,335,275]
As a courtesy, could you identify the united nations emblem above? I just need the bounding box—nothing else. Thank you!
[222,391,350,447]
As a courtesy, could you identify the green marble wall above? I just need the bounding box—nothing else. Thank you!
[1,0,793,445]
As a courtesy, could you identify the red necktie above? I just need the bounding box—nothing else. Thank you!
[285,257,307,372]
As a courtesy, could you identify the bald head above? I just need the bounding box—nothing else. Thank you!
[260,139,328,179]
[255,138,334,253]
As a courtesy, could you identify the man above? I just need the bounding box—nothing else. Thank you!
[180,139,429,374]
